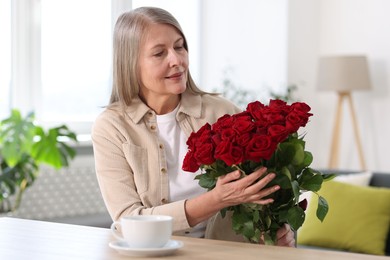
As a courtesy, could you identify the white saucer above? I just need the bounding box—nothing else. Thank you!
[109,239,183,257]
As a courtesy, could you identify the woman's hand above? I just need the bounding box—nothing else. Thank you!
[184,167,279,227]
[212,167,280,208]
[275,224,296,247]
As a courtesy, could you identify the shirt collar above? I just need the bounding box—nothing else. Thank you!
[177,89,202,119]
[125,89,202,124]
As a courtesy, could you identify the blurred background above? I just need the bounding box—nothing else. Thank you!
[1,0,389,225]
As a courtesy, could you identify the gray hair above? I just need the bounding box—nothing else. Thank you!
[109,6,207,107]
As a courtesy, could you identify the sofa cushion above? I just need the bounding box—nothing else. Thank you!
[298,180,390,255]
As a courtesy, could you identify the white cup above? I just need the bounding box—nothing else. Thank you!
[110,215,173,248]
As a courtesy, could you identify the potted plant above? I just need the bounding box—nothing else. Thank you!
[0,109,78,213]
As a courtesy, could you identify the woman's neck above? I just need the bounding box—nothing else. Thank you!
[141,94,180,115]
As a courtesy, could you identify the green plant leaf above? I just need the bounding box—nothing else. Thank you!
[195,173,216,190]
[276,142,295,165]
[298,169,323,192]
[291,180,300,203]
[291,143,305,166]
[270,173,292,189]
[0,109,36,167]
[322,173,337,182]
[30,125,77,169]
[0,109,78,211]
[287,206,305,231]
[280,166,292,180]
[316,196,329,222]
[302,151,313,167]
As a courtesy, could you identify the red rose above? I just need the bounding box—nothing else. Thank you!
[215,140,244,166]
[194,142,215,165]
[269,99,291,114]
[268,124,290,143]
[220,128,236,142]
[286,111,311,132]
[269,99,287,108]
[232,113,255,134]
[182,151,200,172]
[211,133,222,147]
[246,101,265,121]
[299,198,308,211]
[186,123,212,149]
[262,109,286,125]
[212,114,234,132]
[286,102,313,131]
[291,102,311,113]
[253,120,268,135]
[245,134,277,161]
[236,132,253,147]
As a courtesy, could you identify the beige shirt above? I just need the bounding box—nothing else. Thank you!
[91,89,241,238]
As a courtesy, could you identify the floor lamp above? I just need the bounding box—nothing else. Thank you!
[317,55,372,170]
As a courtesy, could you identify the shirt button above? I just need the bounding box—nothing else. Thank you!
[161,168,167,174]
[150,125,156,130]
[159,144,164,149]
[147,112,153,117]
[161,198,167,204]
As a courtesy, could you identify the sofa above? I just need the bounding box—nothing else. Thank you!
[297,170,390,256]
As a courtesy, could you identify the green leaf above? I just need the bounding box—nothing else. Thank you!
[291,180,300,203]
[253,209,260,223]
[276,142,296,165]
[287,206,305,231]
[280,166,292,180]
[316,196,329,222]
[263,232,274,245]
[269,172,292,189]
[232,208,256,240]
[0,109,78,211]
[302,151,313,167]
[291,143,305,166]
[0,109,36,167]
[322,173,337,182]
[299,169,323,192]
[195,173,216,190]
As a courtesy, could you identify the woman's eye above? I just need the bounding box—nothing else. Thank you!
[174,46,184,51]
[154,51,164,57]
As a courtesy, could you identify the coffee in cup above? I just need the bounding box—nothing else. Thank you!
[110,215,173,248]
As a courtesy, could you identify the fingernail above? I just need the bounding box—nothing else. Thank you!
[274,185,280,191]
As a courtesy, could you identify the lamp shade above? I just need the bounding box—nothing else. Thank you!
[317,55,372,92]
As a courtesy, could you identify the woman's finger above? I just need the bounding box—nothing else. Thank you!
[245,171,278,195]
[217,170,241,184]
[276,224,296,247]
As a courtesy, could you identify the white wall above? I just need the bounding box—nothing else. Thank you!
[289,0,390,172]
[200,0,288,97]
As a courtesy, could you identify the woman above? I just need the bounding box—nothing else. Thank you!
[92,6,295,246]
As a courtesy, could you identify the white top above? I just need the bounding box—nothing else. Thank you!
[156,105,206,237]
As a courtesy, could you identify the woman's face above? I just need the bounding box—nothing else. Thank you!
[138,23,189,107]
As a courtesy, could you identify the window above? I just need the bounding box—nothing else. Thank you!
[0,0,11,119]
[6,0,133,137]
[40,0,112,123]
[7,0,199,138]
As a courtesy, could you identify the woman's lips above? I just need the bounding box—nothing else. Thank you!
[166,72,183,79]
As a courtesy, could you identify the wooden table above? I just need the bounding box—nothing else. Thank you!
[0,217,386,260]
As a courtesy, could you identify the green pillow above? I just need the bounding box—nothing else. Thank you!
[297,180,390,255]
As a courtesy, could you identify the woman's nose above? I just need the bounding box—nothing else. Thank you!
[167,50,181,67]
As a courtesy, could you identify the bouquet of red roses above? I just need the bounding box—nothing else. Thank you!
[182,99,333,244]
